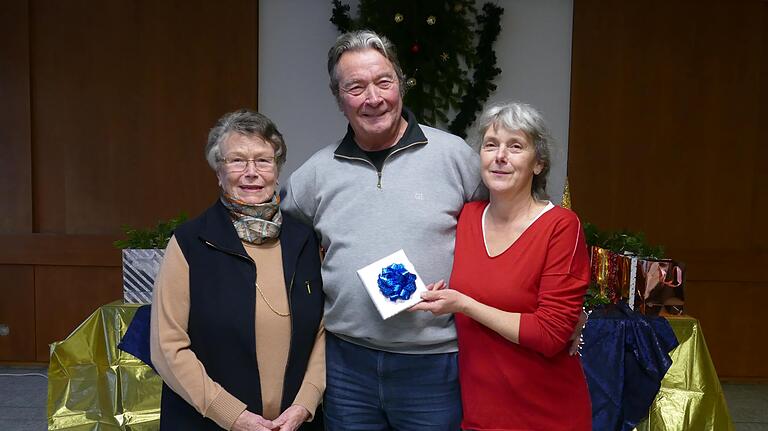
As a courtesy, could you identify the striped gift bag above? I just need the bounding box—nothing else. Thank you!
[122,249,164,303]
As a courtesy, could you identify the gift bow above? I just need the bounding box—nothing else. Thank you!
[377,263,417,302]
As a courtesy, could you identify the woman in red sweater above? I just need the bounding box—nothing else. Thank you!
[411,102,591,430]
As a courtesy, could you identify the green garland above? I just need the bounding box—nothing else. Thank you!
[449,3,502,137]
[584,283,611,309]
[113,212,188,249]
[583,222,665,259]
[330,0,503,138]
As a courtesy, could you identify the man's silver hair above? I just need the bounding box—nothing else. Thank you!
[327,29,405,105]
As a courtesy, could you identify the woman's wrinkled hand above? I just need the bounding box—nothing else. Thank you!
[272,405,310,431]
[232,410,276,431]
[409,280,468,315]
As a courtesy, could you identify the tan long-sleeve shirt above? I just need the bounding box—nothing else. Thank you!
[150,236,325,430]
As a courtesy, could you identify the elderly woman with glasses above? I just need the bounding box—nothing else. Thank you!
[411,102,592,430]
[150,109,325,431]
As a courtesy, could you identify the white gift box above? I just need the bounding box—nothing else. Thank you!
[356,249,427,320]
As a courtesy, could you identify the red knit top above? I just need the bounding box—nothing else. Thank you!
[451,201,592,431]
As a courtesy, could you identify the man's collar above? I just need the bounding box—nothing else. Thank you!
[334,107,428,159]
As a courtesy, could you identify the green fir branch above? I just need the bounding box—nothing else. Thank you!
[583,222,665,259]
[449,3,503,137]
[584,283,611,310]
[113,212,188,249]
[330,0,354,33]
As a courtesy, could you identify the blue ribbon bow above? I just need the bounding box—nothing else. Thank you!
[377,263,417,302]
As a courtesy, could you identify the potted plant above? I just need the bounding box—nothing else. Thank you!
[114,213,187,303]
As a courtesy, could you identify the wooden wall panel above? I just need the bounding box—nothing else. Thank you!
[34,266,123,361]
[685,280,768,378]
[0,266,35,361]
[30,0,258,234]
[569,0,768,378]
[0,234,120,267]
[0,0,32,233]
[0,0,259,363]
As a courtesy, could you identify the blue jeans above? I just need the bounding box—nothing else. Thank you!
[324,333,462,431]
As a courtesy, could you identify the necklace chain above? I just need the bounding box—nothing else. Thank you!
[255,282,290,317]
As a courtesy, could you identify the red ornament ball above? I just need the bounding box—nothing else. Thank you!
[410,43,420,54]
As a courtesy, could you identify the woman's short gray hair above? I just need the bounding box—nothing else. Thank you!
[205,109,287,173]
[472,102,552,200]
[327,29,405,104]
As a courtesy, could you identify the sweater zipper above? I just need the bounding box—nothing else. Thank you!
[335,140,426,189]
[387,140,426,158]
[335,154,383,188]
[203,240,252,263]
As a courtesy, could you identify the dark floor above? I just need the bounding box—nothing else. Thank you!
[0,366,48,431]
[1,365,766,430]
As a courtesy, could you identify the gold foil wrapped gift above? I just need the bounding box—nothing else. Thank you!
[634,316,734,431]
[47,302,161,430]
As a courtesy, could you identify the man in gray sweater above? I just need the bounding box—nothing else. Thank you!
[283,30,483,430]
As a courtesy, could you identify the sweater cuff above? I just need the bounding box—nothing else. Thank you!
[518,313,539,351]
[292,382,322,421]
[206,389,248,430]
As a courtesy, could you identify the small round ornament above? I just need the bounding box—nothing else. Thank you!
[426,15,436,25]
[410,43,420,54]
[406,77,417,87]
[394,13,404,23]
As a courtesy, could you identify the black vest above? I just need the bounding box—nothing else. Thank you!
[160,201,324,430]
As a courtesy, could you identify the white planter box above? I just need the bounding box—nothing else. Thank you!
[122,249,164,303]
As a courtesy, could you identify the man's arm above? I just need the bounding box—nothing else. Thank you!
[281,169,316,226]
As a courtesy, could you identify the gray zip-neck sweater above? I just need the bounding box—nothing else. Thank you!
[283,109,483,354]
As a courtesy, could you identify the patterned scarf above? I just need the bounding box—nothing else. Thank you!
[220,193,282,245]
